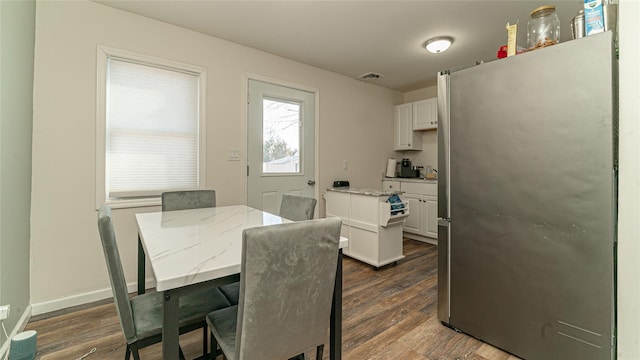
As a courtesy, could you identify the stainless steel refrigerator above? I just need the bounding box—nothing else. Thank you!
[437,31,617,360]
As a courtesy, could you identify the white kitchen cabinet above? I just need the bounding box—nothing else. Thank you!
[394,103,422,150]
[425,195,438,237]
[381,180,401,191]
[412,98,438,130]
[326,188,408,268]
[395,181,438,242]
[403,194,423,234]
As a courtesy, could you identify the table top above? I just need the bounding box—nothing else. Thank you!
[136,205,347,291]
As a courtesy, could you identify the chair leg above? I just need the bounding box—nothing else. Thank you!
[124,345,131,360]
[202,327,208,357]
[316,344,324,360]
[210,333,218,360]
[129,343,141,360]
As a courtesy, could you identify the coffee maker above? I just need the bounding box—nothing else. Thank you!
[400,158,414,178]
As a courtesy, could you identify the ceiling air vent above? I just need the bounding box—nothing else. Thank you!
[357,72,384,81]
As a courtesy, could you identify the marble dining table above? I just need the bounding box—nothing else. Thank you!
[135,205,347,360]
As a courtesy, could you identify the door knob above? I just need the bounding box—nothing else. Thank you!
[307,180,316,185]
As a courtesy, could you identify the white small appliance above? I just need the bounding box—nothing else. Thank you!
[385,159,397,177]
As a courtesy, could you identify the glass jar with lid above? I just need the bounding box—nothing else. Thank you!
[527,5,560,50]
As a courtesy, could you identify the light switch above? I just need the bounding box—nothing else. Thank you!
[228,148,240,161]
[343,160,349,170]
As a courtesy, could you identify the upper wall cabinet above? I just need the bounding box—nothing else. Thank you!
[412,98,437,130]
[394,103,422,150]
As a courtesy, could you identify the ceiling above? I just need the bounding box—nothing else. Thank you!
[94,0,583,92]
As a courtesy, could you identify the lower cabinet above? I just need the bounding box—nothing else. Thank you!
[403,194,423,234]
[385,181,438,241]
[424,196,438,237]
[326,190,408,268]
[403,193,437,239]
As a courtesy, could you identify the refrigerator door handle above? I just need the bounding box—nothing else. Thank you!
[438,218,451,227]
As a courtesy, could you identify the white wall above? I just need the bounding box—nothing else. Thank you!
[30,0,402,312]
[617,0,640,357]
[0,0,35,351]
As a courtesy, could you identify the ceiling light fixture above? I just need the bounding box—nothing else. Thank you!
[425,36,453,54]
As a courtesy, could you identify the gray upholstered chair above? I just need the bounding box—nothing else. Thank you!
[97,205,230,360]
[161,189,223,355]
[278,193,317,221]
[218,194,317,306]
[206,217,342,360]
[161,189,216,211]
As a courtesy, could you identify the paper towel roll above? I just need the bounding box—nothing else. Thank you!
[9,330,37,360]
[386,159,397,177]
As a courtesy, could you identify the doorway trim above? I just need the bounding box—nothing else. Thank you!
[241,73,320,206]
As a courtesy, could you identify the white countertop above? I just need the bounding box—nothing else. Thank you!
[136,205,348,291]
[383,177,438,184]
[326,187,402,196]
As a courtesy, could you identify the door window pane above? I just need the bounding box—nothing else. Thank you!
[262,98,301,174]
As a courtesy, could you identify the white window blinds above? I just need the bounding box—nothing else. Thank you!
[106,59,199,198]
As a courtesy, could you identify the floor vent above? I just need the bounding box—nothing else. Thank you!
[357,72,384,80]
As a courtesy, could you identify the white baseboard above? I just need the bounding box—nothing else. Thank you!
[0,304,32,360]
[3,279,155,358]
[31,287,114,316]
[31,279,154,316]
[403,232,437,245]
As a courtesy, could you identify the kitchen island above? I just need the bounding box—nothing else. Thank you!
[325,187,409,269]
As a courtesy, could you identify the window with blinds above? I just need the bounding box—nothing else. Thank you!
[96,47,206,206]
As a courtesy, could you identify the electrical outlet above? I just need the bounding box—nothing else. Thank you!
[0,305,9,321]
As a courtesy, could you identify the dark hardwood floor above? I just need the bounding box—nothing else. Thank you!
[25,239,519,360]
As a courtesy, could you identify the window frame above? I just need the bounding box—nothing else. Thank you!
[95,46,207,209]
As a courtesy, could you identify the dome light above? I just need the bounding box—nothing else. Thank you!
[425,36,453,54]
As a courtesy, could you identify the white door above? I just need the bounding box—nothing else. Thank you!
[412,98,437,130]
[402,194,422,234]
[247,79,315,215]
[425,196,438,238]
[394,103,412,149]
